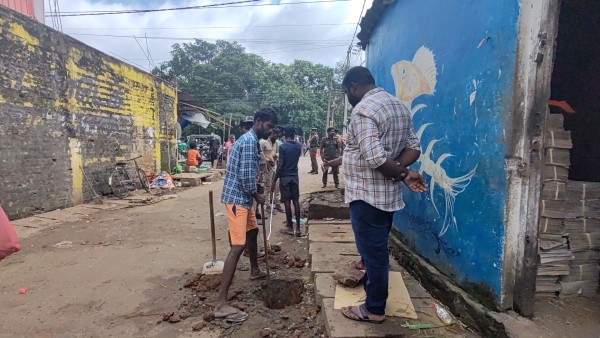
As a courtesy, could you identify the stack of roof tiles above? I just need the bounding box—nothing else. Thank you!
[538,114,600,296]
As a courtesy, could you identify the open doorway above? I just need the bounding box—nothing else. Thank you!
[534,0,600,332]
[550,1,600,182]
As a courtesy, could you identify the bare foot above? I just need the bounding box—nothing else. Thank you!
[214,304,241,318]
[249,270,275,280]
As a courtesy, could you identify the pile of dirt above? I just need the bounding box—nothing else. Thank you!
[268,252,307,270]
[159,251,325,337]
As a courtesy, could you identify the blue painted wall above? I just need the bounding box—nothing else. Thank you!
[366,0,520,304]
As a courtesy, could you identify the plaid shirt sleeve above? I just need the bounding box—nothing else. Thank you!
[406,123,420,150]
[353,109,387,169]
[239,140,258,195]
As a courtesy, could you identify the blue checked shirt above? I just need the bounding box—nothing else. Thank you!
[221,129,260,209]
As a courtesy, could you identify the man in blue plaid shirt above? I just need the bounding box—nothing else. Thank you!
[214,108,278,323]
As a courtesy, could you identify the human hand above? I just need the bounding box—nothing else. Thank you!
[322,160,329,171]
[270,182,276,193]
[403,171,428,192]
[255,194,266,205]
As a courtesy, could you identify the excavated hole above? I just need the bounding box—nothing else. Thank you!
[258,278,304,309]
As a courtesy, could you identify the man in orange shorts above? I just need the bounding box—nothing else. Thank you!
[214,108,278,323]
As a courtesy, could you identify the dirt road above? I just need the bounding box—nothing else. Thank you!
[0,156,333,337]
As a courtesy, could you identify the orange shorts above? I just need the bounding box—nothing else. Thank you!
[225,204,258,246]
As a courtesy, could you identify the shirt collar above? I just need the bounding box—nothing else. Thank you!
[248,129,258,141]
[363,87,383,99]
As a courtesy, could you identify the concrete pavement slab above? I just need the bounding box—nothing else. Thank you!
[309,242,358,257]
[314,273,336,305]
[322,298,414,338]
[309,230,355,243]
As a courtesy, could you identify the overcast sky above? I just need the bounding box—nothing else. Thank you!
[48,0,370,71]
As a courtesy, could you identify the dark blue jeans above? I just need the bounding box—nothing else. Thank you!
[349,200,394,315]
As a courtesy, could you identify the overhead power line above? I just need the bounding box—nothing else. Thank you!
[348,0,367,51]
[67,32,348,44]
[46,0,356,17]
[62,23,358,31]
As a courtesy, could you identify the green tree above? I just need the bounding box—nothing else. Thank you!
[154,39,342,138]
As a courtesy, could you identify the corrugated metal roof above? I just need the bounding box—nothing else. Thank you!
[357,0,395,50]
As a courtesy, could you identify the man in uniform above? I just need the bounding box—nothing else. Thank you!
[320,127,341,188]
[307,129,319,174]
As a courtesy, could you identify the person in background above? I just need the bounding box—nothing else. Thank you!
[186,142,202,167]
[323,66,426,324]
[275,128,284,146]
[209,137,220,168]
[260,127,283,214]
[239,116,254,134]
[307,130,319,174]
[320,127,342,188]
[272,126,303,237]
[225,134,236,161]
[215,108,278,323]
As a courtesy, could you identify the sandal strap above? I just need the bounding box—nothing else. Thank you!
[358,304,370,319]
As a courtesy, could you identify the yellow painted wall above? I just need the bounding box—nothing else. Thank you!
[0,6,177,217]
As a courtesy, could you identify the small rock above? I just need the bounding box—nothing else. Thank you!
[162,312,175,321]
[332,265,365,288]
[230,301,247,311]
[191,301,200,308]
[275,324,285,330]
[179,310,191,320]
[203,312,215,322]
[167,314,181,323]
[281,315,290,320]
[271,244,282,252]
[217,321,231,329]
[192,321,206,331]
[274,319,281,324]
[260,328,274,337]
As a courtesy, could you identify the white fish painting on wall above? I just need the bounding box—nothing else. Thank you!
[391,46,478,238]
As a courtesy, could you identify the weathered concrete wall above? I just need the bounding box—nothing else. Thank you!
[364,0,522,309]
[0,6,177,219]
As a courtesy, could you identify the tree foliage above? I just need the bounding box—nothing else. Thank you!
[153,39,346,139]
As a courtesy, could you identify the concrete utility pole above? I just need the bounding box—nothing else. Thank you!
[342,47,351,137]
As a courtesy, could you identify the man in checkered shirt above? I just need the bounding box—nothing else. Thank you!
[214,108,278,323]
[324,66,427,323]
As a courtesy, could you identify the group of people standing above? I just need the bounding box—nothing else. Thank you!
[214,66,428,326]
[214,109,304,323]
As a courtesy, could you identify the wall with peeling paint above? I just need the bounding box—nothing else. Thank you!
[0,6,177,219]
[364,0,521,308]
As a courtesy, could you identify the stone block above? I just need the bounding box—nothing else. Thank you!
[308,200,349,220]
[314,273,335,305]
[309,242,358,257]
[309,228,355,243]
[183,165,197,173]
[311,252,359,274]
[322,298,413,338]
